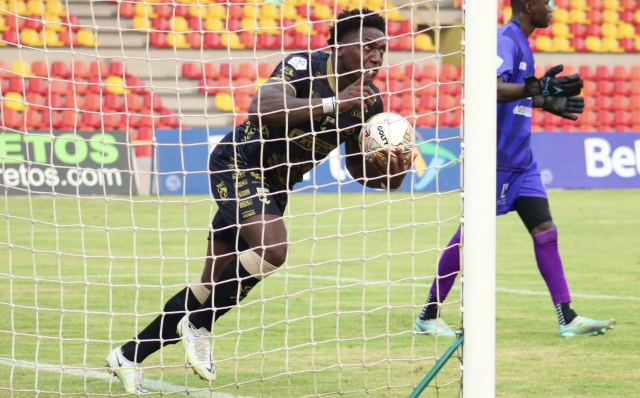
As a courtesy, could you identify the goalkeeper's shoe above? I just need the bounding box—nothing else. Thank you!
[105,347,149,395]
[414,317,457,337]
[176,315,216,382]
[559,316,616,338]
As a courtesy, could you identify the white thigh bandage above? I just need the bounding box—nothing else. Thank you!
[239,251,279,280]
[190,277,211,304]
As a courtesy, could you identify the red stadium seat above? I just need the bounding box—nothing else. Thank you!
[104,93,123,111]
[199,78,218,95]
[60,110,77,130]
[441,64,459,81]
[102,112,122,131]
[143,93,163,111]
[26,92,46,110]
[124,93,143,112]
[201,63,219,80]
[118,2,135,18]
[28,78,48,95]
[204,33,223,49]
[41,110,61,129]
[83,93,102,111]
[90,61,109,79]
[596,80,613,94]
[235,95,252,113]
[3,30,19,46]
[578,65,594,80]
[62,15,81,32]
[71,61,89,79]
[159,109,179,128]
[126,77,145,94]
[50,61,70,78]
[186,32,203,49]
[59,30,78,47]
[152,17,169,32]
[2,108,22,129]
[630,80,640,95]
[182,63,200,79]
[31,61,49,77]
[595,65,611,81]
[258,63,273,78]
[629,96,640,110]
[68,78,88,95]
[154,4,172,18]
[47,94,64,109]
[219,63,239,79]
[8,77,25,94]
[613,80,629,95]
[595,95,612,110]
[81,112,101,130]
[109,62,128,78]
[24,110,41,130]
[238,63,257,80]
[149,32,169,48]
[405,65,424,81]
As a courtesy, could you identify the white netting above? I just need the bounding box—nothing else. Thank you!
[0,0,464,396]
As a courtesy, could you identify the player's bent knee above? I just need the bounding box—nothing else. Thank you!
[239,250,281,280]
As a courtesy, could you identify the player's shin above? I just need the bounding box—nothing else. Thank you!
[121,280,210,363]
[189,251,279,330]
[419,228,462,321]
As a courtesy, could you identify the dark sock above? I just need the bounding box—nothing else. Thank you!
[121,287,204,363]
[555,302,578,326]
[189,259,260,330]
[419,294,440,321]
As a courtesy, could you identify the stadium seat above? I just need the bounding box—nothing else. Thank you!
[126,77,146,94]
[182,62,201,79]
[77,30,99,47]
[109,62,128,78]
[20,29,42,46]
[24,109,41,130]
[1,108,22,129]
[90,61,109,79]
[25,92,45,109]
[125,93,143,112]
[168,33,191,49]
[143,93,163,111]
[102,112,122,131]
[215,93,234,112]
[186,32,203,49]
[28,78,47,95]
[83,93,102,111]
[105,94,123,111]
[219,63,239,79]
[81,112,100,131]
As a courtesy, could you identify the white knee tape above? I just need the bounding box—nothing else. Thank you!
[239,251,279,280]
[190,277,211,304]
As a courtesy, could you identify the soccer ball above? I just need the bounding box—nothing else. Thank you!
[359,112,414,163]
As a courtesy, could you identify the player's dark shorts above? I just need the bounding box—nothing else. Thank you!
[208,134,287,252]
[496,161,547,216]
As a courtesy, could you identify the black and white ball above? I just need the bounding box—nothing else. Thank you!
[359,112,414,163]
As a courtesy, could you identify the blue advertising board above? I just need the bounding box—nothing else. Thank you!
[531,133,640,189]
[155,128,462,195]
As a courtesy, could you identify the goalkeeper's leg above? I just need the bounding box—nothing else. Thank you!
[414,228,460,337]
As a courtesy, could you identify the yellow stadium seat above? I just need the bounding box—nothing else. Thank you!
[602,10,619,24]
[314,4,333,21]
[636,37,640,51]
[535,36,553,52]
[189,5,206,19]
[222,32,244,49]
[207,5,226,20]
[415,34,435,51]
[552,9,569,23]
[0,0,8,16]
[551,23,570,37]
[0,16,11,32]
[258,18,279,35]
[603,0,621,9]
[260,3,279,20]
[552,37,574,52]
[26,0,43,16]
[617,23,635,39]
[568,9,587,23]
[170,16,188,32]
[132,16,151,31]
[570,0,587,9]
[602,37,623,52]
[387,8,405,21]
[77,29,99,47]
[244,4,258,19]
[45,0,66,17]
[20,28,42,46]
[241,18,258,32]
[44,14,64,32]
[12,60,33,76]
[636,10,640,24]
[105,76,130,95]
[336,0,350,7]
[4,92,26,112]
[135,3,157,18]
[503,7,512,22]
[205,17,224,32]
[366,0,386,9]
[601,23,617,37]
[9,1,28,16]
[294,20,316,36]
[283,5,298,20]
[215,93,234,112]
[585,36,602,52]
[42,29,64,47]
[168,33,191,48]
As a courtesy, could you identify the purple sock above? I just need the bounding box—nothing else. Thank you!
[533,228,571,305]
[429,228,462,302]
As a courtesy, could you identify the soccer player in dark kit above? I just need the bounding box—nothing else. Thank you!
[414,0,616,339]
[106,9,414,393]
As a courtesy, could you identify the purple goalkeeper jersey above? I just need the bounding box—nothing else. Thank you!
[496,21,536,171]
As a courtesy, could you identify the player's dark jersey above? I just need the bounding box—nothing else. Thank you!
[211,51,384,190]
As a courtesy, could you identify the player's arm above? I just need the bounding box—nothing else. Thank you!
[248,82,326,126]
[345,136,413,191]
[497,65,583,103]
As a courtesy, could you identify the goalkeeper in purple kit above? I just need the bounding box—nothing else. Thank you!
[415,0,616,338]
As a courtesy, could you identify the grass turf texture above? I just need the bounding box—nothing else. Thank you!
[0,190,638,397]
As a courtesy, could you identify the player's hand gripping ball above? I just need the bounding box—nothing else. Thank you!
[359,112,414,164]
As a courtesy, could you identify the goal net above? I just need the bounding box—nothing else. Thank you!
[0,0,471,396]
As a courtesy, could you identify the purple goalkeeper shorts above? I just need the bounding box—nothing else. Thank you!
[496,161,547,216]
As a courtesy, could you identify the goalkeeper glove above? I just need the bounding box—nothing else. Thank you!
[524,65,583,97]
[542,96,585,121]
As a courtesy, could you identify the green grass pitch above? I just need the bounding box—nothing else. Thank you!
[0,190,638,397]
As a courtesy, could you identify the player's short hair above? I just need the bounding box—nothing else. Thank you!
[510,0,528,13]
[327,8,386,46]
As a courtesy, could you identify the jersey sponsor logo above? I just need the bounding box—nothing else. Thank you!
[519,62,527,70]
[237,188,250,198]
[287,56,308,71]
[256,187,271,204]
[242,209,256,219]
[288,128,337,156]
[513,105,532,117]
[497,56,504,69]
[216,181,228,200]
[249,171,263,182]
[234,179,248,188]
[239,199,254,208]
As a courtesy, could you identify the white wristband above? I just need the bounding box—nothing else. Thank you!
[322,97,335,114]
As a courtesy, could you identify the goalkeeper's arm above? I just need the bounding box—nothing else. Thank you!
[497,64,583,103]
